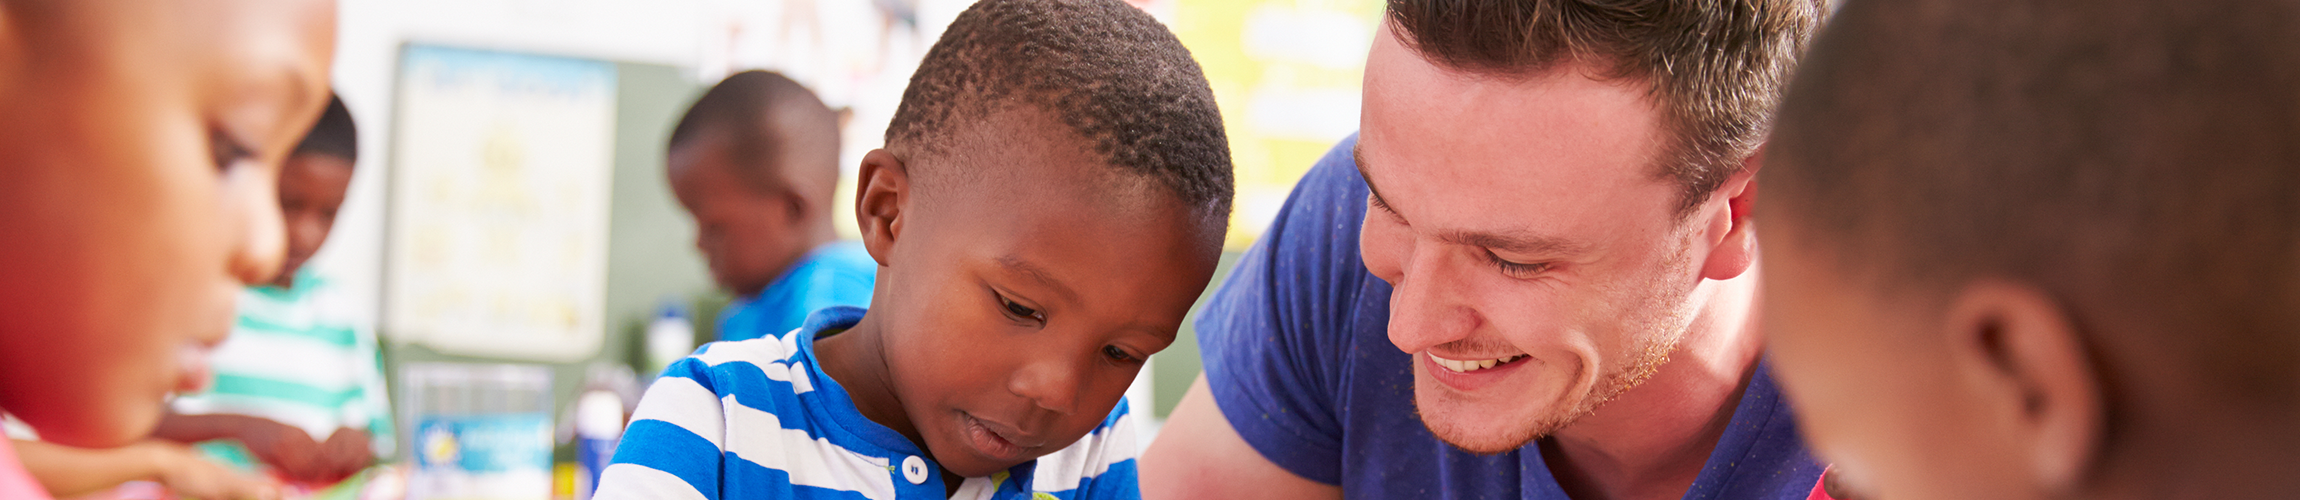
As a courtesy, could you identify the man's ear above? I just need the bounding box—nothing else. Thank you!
[1944,280,2104,495]
[854,148,910,268]
[1698,151,1763,281]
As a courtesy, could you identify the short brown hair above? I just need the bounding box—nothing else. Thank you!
[1385,0,1823,215]
[1770,0,2300,448]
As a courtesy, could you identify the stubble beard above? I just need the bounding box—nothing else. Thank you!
[1415,235,1704,454]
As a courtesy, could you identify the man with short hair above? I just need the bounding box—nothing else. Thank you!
[1141,1,1828,499]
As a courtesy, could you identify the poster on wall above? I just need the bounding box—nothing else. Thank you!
[1168,0,1381,248]
[384,44,617,362]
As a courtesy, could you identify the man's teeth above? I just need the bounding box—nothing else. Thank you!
[1430,354,1526,373]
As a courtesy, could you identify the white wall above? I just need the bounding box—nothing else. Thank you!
[317,0,972,344]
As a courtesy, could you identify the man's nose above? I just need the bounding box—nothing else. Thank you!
[1386,243,1482,355]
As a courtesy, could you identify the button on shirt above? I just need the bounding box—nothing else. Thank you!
[1197,134,1825,499]
[601,306,1141,500]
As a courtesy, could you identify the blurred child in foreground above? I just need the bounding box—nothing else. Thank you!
[1764,0,2300,497]
[0,0,340,498]
[154,94,391,487]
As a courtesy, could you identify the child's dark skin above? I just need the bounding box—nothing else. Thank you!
[271,152,353,289]
[667,129,836,298]
[0,0,333,449]
[815,108,1221,496]
[151,151,369,484]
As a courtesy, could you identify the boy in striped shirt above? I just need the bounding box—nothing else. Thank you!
[599,0,1233,498]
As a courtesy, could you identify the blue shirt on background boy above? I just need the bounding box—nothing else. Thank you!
[718,241,876,342]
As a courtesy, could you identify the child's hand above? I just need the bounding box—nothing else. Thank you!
[142,441,284,500]
[233,419,330,483]
[314,428,374,483]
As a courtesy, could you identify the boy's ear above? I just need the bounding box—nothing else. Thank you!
[775,180,815,226]
[1698,150,1763,281]
[854,148,910,267]
[1944,280,2104,495]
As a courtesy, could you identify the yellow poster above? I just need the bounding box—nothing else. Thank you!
[1168,0,1383,247]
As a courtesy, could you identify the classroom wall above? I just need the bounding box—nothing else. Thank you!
[307,0,1368,458]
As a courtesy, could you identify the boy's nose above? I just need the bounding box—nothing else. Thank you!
[1008,357,1084,416]
[227,167,287,285]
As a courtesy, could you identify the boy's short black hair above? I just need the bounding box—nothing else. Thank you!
[883,0,1232,224]
[1770,0,2300,431]
[667,70,842,193]
[293,94,357,164]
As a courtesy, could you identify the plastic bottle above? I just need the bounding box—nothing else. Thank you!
[573,389,624,500]
[644,302,695,376]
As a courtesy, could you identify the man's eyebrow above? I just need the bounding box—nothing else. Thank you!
[1443,230,1588,256]
[1352,144,1398,214]
[997,255,1079,303]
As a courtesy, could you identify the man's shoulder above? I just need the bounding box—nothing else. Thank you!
[1265,134,1373,250]
[1189,134,1399,486]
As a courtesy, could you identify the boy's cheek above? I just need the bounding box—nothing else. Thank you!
[3,319,178,447]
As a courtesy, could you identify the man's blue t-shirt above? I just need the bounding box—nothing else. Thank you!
[719,241,878,341]
[1197,135,1824,499]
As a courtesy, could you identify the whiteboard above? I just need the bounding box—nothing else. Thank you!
[384,45,617,361]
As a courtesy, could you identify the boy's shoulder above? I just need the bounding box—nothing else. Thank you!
[667,334,818,396]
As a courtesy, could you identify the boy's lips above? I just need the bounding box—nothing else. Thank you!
[961,413,1043,462]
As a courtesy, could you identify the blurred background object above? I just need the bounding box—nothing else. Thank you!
[400,363,553,500]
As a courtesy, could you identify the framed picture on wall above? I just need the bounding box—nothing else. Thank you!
[383,44,617,361]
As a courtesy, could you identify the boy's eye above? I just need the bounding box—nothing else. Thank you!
[208,129,256,172]
[1485,250,1551,279]
[998,294,1045,323]
[1102,345,1141,364]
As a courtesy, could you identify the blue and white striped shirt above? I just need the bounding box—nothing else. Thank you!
[598,307,1141,500]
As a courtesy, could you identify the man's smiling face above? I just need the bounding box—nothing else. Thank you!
[1356,27,1718,454]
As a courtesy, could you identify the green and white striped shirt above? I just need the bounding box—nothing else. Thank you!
[171,268,394,465]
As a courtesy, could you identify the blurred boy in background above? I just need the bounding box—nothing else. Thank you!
[0,0,339,498]
[1764,0,2300,497]
[666,70,877,342]
[155,94,390,487]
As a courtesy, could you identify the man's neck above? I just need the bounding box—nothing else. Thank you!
[1544,272,1767,500]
